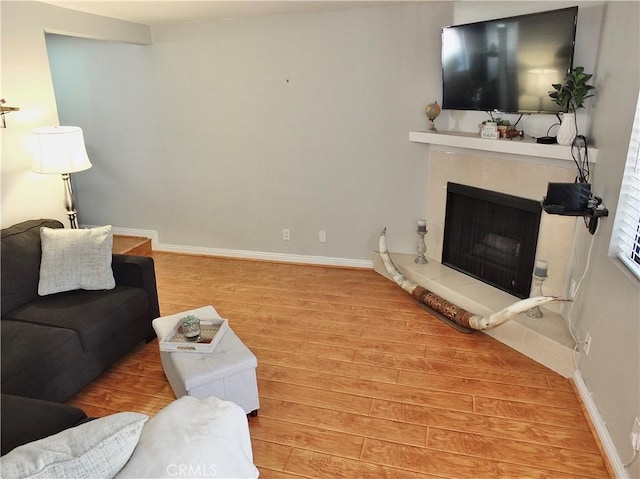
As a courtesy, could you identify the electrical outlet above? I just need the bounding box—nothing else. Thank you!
[583,332,592,355]
[282,229,290,241]
[319,231,327,243]
[631,417,640,451]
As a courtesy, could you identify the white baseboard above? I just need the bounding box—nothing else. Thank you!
[103,226,372,269]
[573,370,628,478]
[83,225,160,248]
[156,243,372,268]
[110,226,160,248]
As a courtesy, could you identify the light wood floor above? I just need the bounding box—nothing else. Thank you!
[69,252,611,478]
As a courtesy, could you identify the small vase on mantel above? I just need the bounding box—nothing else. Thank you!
[556,112,577,146]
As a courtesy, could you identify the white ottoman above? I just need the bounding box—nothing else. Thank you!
[152,306,260,416]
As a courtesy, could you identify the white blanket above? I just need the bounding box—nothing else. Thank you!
[116,396,259,479]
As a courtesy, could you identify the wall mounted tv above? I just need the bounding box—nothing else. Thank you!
[442,7,578,114]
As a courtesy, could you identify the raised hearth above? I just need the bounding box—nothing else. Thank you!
[373,251,576,378]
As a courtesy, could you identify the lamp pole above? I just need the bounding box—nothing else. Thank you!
[61,173,79,228]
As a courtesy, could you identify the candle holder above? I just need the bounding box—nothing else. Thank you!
[415,229,428,264]
[526,274,546,318]
[180,315,201,341]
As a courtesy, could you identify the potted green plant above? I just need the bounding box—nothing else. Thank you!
[548,66,595,145]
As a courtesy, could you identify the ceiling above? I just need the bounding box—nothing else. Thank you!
[40,1,418,26]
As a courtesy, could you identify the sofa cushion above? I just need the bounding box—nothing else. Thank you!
[0,412,147,479]
[1,395,89,456]
[38,225,115,296]
[1,320,84,399]
[5,286,148,351]
[1,219,63,315]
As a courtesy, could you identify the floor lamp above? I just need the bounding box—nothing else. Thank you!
[31,126,92,229]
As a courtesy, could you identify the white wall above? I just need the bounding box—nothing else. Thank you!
[0,1,150,228]
[47,4,453,261]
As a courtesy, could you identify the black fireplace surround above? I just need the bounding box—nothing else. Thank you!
[442,182,542,298]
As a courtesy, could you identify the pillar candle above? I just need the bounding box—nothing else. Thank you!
[534,259,548,277]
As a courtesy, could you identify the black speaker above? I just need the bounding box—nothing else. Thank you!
[544,183,591,213]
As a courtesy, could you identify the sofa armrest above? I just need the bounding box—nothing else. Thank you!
[1,394,89,455]
[111,254,160,339]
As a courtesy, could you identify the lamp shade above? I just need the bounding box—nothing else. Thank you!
[31,126,92,174]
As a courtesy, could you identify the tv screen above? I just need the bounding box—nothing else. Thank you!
[442,7,578,114]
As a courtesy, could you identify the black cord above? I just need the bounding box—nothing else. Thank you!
[570,130,592,232]
[485,111,523,128]
[513,114,524,128]
[571,135,589,183]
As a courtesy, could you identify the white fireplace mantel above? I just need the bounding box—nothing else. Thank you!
[410,130,598,166]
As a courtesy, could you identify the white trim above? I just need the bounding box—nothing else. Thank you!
[573,370,629,479]
[112,227,160,249]
[82,225,160,249]
[86,225,373,269]
[617,252,640,282]
[609,90,640,283]
[155,243,372,269]
[409,130,599,164]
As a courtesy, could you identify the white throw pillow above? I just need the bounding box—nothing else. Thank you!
[38,225,116,296]
[117,396,259,479]
[0,412,148,479]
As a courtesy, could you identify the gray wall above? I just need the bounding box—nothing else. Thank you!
[580,3,640,478]
[47,4,453,261]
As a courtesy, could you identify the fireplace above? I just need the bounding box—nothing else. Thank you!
[442,182,542,298]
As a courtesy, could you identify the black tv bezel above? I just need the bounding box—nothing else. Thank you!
[441,6,579,115]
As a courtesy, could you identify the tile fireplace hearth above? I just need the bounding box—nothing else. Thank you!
[373,252,576,377]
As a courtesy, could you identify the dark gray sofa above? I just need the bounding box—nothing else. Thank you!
[0,394,90,455]
[1,219,160,403]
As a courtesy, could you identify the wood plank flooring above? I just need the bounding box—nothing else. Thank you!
[112,235,153,256]
[68,252,611,478]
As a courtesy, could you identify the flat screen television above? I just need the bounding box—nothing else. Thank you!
[441,7,578,114]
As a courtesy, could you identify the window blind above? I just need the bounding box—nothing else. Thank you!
[611,91,640,280]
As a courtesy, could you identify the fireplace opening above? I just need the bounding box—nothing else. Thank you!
[442,182,542,298]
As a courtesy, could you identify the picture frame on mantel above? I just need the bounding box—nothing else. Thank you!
[480,122,499,140]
